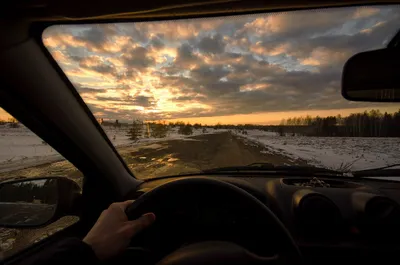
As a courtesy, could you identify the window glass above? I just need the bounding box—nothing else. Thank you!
[43,6,400,179]
[0,108,82,260]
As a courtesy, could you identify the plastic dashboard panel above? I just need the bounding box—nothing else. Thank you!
[135,175,400,263]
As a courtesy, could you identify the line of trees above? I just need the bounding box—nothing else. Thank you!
[110,109,400,139]
[280,109,400,137]
[126,120,194,141]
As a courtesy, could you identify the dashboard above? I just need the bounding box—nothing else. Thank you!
[134,175,400,263]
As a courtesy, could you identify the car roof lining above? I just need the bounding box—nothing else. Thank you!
[4,0,400,21]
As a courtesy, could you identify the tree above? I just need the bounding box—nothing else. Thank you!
[193,123,202,129]
[278,126,285,136]
[126,120,143,141]
[178,124,193,135]
[150,122,169,138]
[280,109,400,137]
[144,123,151,138]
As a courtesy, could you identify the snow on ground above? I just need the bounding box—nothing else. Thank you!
[2,124,399,174]
[104,127,225,146]
[0,125,224,173]
[234,129,400,171]
[0,126,63,173]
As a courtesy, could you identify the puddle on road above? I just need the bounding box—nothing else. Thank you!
[127,153,197,179]
[119,143,167,155]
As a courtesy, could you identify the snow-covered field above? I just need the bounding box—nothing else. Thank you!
[0,125,223,173]
[233,129,400,171]
[103,126,224,148]
[1,125,400,174]
[0,127,63,173]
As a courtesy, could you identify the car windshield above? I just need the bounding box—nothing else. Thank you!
[42,6,400,179]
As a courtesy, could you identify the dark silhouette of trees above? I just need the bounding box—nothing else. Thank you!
[178,124,193,135]
[114,119,120,128]
[126,119,143,141]
[193,123,202,129]
[280,109,400,137]
[198,109,400,138]
[149,122,169,138]
[97,109,399,138]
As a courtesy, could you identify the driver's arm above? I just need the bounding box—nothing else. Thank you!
[24,200,156,265]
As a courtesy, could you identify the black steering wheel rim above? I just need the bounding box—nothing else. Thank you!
[126,177,302,265]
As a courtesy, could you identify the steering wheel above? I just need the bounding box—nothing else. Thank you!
[125,178,302,265]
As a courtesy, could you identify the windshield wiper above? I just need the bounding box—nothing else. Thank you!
[351,163,400,178]
[203,163,341,175]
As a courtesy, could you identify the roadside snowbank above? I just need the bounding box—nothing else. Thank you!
[234,129,400,171]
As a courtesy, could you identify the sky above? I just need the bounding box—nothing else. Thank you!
[10,5,400,125]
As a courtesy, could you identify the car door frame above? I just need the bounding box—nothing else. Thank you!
[0,19,143,264]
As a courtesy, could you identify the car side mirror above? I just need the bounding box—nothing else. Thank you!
[342,48,400,102]
[0,177,81,228]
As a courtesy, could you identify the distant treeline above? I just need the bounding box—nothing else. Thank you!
[101,109,400,138]
[279,109,400,137]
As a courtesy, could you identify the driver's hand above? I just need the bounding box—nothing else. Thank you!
[83,200,156,260]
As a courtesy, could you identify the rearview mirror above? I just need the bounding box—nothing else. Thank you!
[0,177,81,227]
[342,48,400,102]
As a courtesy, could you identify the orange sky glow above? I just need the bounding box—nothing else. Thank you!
[3,6,400,125]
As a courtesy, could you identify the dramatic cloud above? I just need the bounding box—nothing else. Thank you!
[43,5,400,122]
[198,34,226,54]
[130,95,156,108]
[76,86,107,94]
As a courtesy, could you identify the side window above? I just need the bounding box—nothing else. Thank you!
[0,108,83,260]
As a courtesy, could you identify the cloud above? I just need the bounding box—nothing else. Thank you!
[174,43,198,68]
[130,95,156,107]
[299,47,350,67]
[80,56,116,74]
[42,5,400,122]
[122,46,155,69]
[76,86,107,94]
[197,34,226,54]
[149,35,165,49]
[353,7,380,19]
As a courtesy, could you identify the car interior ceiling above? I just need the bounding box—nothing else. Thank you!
[1,0,400,265]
